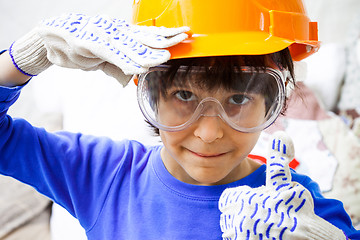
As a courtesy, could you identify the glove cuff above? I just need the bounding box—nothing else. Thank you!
[9,28,52,76]
[306,216,347,240]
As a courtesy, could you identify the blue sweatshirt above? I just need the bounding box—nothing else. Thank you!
[0,82,359,239]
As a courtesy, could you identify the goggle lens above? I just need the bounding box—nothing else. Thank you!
[137,66,286,132]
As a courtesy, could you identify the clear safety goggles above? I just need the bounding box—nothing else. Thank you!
[137,65,289,133]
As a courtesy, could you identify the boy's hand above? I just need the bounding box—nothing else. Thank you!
[218,131,347,240]
[9,13,189,86]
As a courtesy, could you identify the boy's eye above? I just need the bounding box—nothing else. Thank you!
[175,90,196,102]
[229,94,250,105]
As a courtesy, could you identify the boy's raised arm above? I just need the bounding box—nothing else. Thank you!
[0,51,30,87]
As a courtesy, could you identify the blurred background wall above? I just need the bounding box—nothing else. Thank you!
[0,0,133,47]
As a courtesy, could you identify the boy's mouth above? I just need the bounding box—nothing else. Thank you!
[188,149,226,158]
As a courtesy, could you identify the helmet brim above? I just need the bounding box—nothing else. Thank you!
[169,32,320,61]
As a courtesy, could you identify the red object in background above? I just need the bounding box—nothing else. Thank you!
[248,154,300,170]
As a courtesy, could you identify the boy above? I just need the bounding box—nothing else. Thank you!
[0,0,359,239]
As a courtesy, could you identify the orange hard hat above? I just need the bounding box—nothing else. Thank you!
[132,0,320,61]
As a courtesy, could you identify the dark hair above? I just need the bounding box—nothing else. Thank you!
[145,47,294,136]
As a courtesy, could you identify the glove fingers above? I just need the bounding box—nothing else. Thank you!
[92,44,149,75]
[110,36,171,67]
[100,62,133,87]
[93,22,172,67]
[130,26,189,49]
[44,40,102,70]
[269,131,295,160]
[41,24,152,74]
[266,131,294,190]
[41,13,88,31]
[68,36,150,74]
[134,25,190,37]
[140,32,189,49]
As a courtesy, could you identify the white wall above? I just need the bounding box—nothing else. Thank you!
[0,0,133,47]
[304,0,360,44]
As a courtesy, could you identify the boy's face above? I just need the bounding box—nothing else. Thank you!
[138,57,286,185]
[157,81,266,186]
[159,110,262,185]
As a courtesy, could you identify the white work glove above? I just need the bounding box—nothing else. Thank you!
[219,131,348,240]
[8,13,189,86]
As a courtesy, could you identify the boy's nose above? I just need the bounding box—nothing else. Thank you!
[193,116,224,143]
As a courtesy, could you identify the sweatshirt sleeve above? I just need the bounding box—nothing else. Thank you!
[0,82,130,231]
